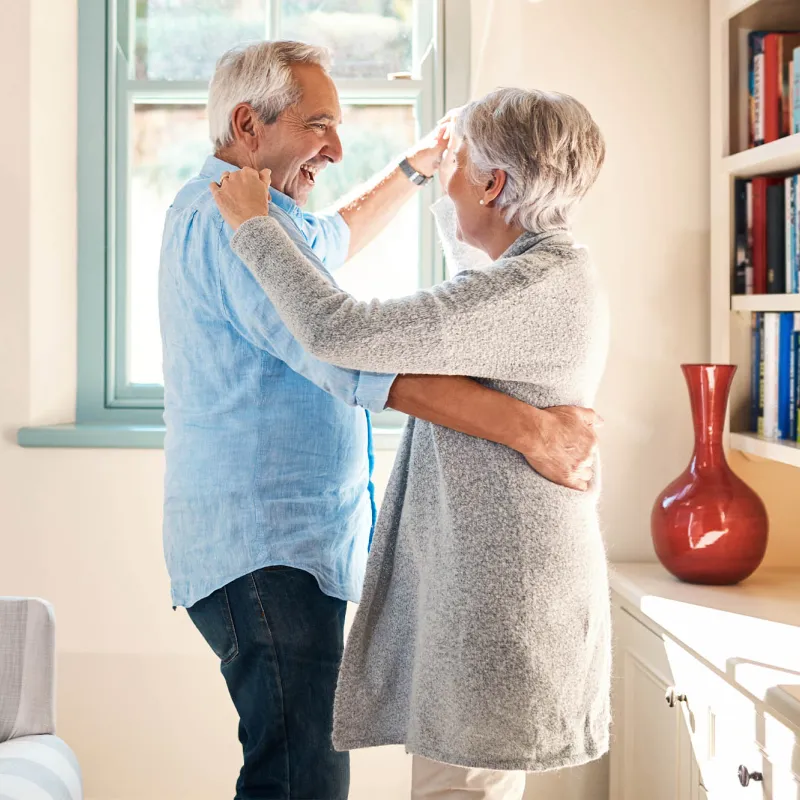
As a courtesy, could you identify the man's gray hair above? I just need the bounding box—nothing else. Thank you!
[455,88,606,233]
[208,41,332,150]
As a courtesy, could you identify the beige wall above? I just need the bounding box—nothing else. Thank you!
[1,0,785,798]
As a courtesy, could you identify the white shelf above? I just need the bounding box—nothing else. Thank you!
[730,432,800,467]
[731,294,800,312]
[723,133,800,178]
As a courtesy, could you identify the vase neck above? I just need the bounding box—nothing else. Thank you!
[683,365,734,472]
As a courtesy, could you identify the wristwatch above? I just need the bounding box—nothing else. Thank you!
[399,157,433,186]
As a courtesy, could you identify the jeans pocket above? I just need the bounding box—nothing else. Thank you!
[187,586,239,665]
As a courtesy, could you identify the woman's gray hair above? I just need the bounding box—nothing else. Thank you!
[455,88,606,233]
[208,41,332,150]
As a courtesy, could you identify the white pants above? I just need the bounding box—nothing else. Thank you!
[410,755,527,800]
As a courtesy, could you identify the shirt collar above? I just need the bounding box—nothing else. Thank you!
[200,155,302,220]
[500,228,573,260]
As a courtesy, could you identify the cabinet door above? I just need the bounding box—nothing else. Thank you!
[666,643,765,799]
[610,606,697,800]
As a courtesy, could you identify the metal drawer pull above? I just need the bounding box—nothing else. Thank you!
[664,687,687,708]
[738,765,763,787]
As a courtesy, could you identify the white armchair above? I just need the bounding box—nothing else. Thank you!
[0,597,83,799]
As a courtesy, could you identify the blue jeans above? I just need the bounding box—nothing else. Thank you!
[187,567,349,799]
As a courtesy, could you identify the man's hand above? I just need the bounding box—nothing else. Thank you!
[210,167,272,231]
[522,406,601,492]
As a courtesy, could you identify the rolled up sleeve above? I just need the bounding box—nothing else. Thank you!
[354,370,395,414]
[304,210,351,272]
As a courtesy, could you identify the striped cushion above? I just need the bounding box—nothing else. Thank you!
[0,735,82,799]
[0,599,55,742]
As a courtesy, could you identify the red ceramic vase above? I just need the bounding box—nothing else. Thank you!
[651,364,768,585]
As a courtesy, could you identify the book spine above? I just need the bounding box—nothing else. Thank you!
[758,312,766,435]
[792,58,796,137]
[795,175,800,293]
[767,182,786,293]
[787,177,793,292]
[780,36,788,137]
[765,34,781,144]
[752,312,762,432]
[747,180,754,293]
[796,313,800,441]
[753,177,768,294]
[764,313,780,438]
[790,314,798,440]
[795,49,800,134]
[735,179,749,294]
[779,312,793,439]
[753,33,766,146]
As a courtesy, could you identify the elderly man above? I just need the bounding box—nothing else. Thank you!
[159,41,600,800]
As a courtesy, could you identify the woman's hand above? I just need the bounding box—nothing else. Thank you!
[405,107,460,177]
[210,166,272,231]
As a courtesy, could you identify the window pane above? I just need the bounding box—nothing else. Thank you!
[281,0,413,78]
[127,101,419,386]
[134,0,268,81]
[305,103,420,300]
[129,104,211,384]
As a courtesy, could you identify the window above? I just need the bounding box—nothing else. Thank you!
[76,0,469,431]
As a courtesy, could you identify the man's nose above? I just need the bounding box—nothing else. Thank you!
[322,129,343,164]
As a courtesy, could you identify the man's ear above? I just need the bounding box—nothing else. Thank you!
[230,104,260,149]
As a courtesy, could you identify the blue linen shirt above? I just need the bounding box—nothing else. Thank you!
[159,156,396,608]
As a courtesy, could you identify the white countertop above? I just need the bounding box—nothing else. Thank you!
[610,563,800,729]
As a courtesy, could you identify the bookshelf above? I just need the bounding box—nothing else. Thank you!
[724,132,800,177]
[731,294,800,312]
[711,0,800,469]
[729,432,800,466]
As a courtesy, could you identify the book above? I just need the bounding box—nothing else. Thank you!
[795,175,800,293]
[752,177,768,293]
[763,312,779,438]
[734,179,749,294]
[752,312,762,432]
[787,177,796,293]
[746,181,754,293]
[791,314,799,440]
[795,313,800,441]
[759,313,766,435]
[751,32,767,146]
[764,34,780,143]
[778,312,794,439]
[794,49,800,134]
[766,181,786,292]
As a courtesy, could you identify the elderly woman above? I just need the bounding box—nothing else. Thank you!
[212,88,610,799]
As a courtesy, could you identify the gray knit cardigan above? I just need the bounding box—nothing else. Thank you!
[230,214,611,772]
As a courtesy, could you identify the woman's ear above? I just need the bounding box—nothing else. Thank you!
[483,170,506,205]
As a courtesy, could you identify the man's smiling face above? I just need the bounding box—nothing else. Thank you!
[253,63,344,206]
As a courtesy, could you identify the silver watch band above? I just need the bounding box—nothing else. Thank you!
[399,157,432,186]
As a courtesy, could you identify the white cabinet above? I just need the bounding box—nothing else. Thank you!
[610,606,699,800]
[609,566,800,800]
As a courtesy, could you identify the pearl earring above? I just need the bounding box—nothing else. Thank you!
[479,199,485,205]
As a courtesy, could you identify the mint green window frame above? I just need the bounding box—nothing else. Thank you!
[73,0,469,433]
